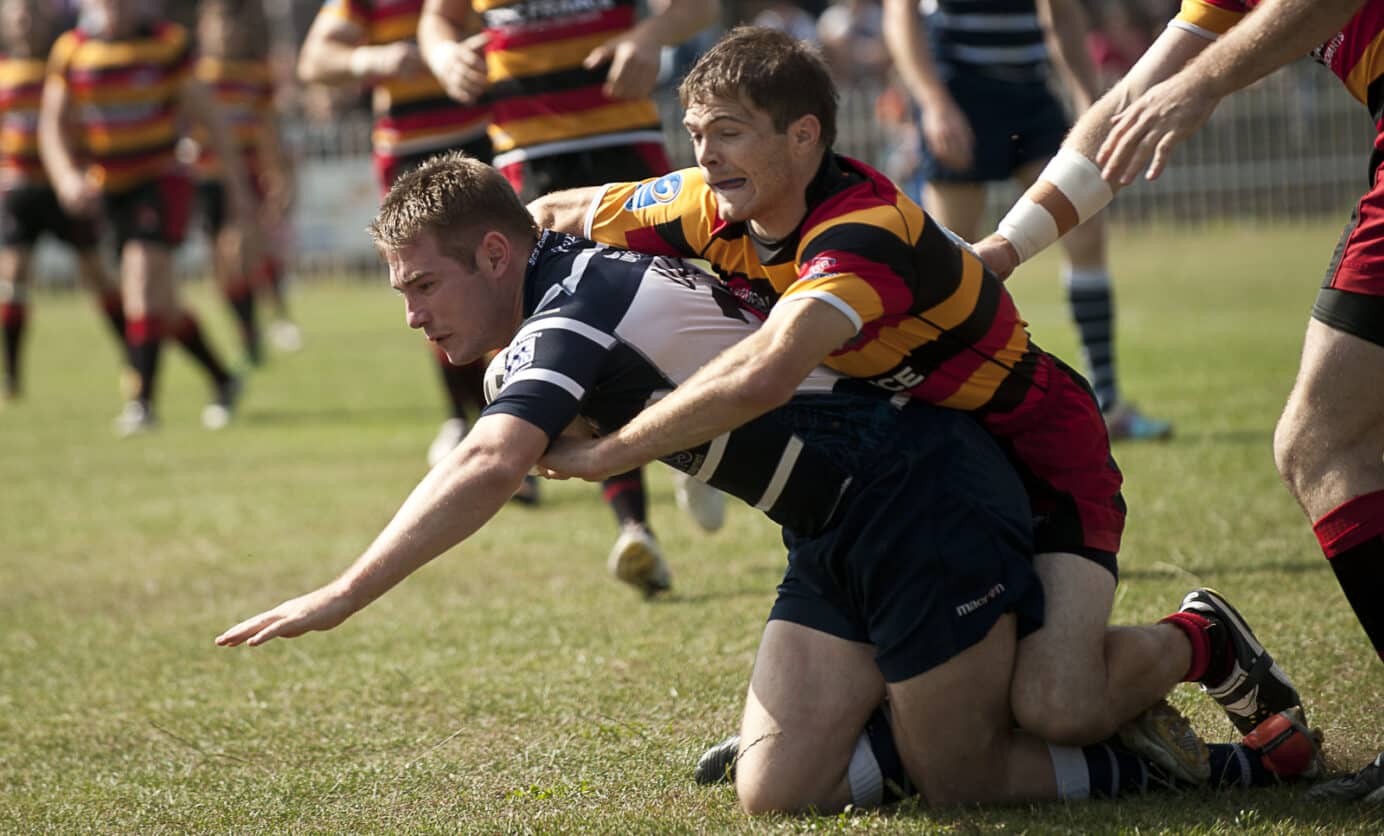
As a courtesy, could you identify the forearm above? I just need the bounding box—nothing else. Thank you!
[185,87,253,205]
[419,0,472,66]
[334,444,525,610]
[882,0,950,108]
[527,186,604,235]
[1179,0,1362,100]
[37,83,82,185]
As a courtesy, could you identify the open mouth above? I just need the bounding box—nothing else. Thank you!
[712,178,748,192]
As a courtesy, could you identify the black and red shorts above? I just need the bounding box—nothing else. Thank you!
[375,133,495,195]
[102,171,193,250]
[1316,149,1384,346]
[985,357,1126,577]
[0,185,100,250]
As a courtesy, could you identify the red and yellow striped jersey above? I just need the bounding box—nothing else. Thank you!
[474,0,665,167]
[0,55,48,188]
[320,0,489,161]
[584,155,1054,418]
[1175,0,1384,121]
[192,57,275,179]
[45,21,191,193]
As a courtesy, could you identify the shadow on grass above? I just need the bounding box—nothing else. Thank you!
[1120,558,1326,581]
[238,405,434,427]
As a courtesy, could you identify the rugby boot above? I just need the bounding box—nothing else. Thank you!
[1117,699,1210,784]
[1179,588,1304,734]
[1306,751,1384,803]
[694,734,739,785]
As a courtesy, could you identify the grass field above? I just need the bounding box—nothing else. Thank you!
[3,222,1383,834]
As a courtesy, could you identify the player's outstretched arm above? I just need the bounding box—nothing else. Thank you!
[538,297,856,481]
[1098,0,1363,185]
[216,414,546,647]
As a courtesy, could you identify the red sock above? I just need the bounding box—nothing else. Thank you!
[1313,490,1384,663]
[1160,611,1214,682]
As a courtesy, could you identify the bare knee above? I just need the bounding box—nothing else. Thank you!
[735,770,837,816]
[1273,403,1317,501]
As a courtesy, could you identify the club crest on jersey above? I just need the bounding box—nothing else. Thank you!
[802,254,839,281]
[624,173,683,210]
[505,335,536,378]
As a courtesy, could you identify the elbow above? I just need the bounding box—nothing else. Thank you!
[526,195,556,230]
[296,54,323,85]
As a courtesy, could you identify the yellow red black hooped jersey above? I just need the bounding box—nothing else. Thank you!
[46,21,192,193]
[1174,0,1384,127]
[474,0,665,167]
[320,0,490,160]
[583,154,1053,417]
[0,54,48,188]
[192,57,275,179]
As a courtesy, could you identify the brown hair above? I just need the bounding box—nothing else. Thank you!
[678,26,838,148]
[368,151,538,267]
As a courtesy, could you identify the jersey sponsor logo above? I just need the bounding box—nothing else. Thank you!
[505,334,537,378]
[484,0,617,29]
[622,172,683,210]
[955,583,1006,618]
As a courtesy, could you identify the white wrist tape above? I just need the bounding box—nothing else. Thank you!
[997,148,1114,262]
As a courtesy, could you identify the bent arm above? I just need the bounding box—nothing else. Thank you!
[297,11,367,85]
[540,298,857,479]
[216,414,546,646]
[37,73,83,199]
[528,186,608,236]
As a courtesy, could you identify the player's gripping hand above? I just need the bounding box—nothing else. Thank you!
[538,434,622,482]
[920,95,975,172]
[1098,73,1218,185]
[584,30,660,100]
[425,32,490,105]
[216,584,359,647]
[973,233,1020,281]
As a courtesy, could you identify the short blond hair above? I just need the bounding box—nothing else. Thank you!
[368,151,538,266]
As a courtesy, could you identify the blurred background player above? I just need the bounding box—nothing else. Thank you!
[191,0,296,368]
[297,0,493,469]
[882,0,1172,441]
[417,0,724,594]
[39,0,253,435]
[0,0,129,403]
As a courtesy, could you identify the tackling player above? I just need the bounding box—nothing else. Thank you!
[527,26,1305,753]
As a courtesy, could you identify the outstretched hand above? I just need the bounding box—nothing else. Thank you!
[1097,74,1218,185]
[583,31,660,100]
[216,585,358,648]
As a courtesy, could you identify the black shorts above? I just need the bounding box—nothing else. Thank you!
[0,186,100,250]
[498,142,672,202]
[197,180,227,236]
[1314,149,1384,347]
[102,172,193,251]
[764,395,1045,683]
[918,69,1069,184]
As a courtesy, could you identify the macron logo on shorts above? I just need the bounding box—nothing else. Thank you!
[955,583,1006,618]
[623,173,683,210]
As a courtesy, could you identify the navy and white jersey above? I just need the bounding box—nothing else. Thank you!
[483,231,868,535]
[923,0,1048,82]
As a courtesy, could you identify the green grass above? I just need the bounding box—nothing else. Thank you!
[2,222,1382,833]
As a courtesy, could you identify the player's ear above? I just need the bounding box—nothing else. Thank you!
[477,230,510,277]
[789,114,821,152]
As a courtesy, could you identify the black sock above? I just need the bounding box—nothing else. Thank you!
[225,285,261,364]
[603,469,647,527]
[1065,268,1117,411]
[1208,742,1272,788]
[126,316,163,403]
[1,301,25,389]
[170,313,231,385]
[1326,535,1384,662]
